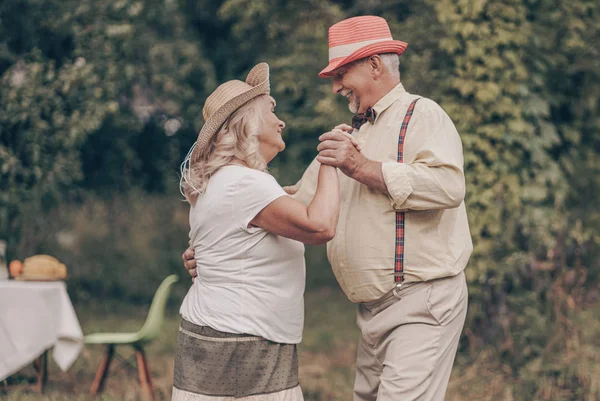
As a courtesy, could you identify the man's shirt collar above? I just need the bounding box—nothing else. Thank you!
[372,82,406,122]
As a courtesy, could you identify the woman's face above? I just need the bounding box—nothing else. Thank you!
[256,96,286,163]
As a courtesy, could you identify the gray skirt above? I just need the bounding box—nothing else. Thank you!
[173,319,299,398]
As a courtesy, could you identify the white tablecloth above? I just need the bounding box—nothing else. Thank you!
[0,280,84,381]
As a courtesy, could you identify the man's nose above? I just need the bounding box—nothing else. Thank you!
[279,119,286,129]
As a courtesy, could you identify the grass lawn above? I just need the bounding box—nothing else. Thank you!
[2,287,360,401]
[3,287,597,401]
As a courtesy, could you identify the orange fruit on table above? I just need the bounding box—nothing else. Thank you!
[9,260,23,277]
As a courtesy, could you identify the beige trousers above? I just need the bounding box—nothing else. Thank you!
[354,272,468,401]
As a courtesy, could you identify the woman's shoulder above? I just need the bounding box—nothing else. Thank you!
[206,165,280,196]
[221,165,277,184]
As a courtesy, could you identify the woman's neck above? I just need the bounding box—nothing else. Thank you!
[228,159,249,168]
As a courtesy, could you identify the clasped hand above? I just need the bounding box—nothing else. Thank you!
[317,124,367,178]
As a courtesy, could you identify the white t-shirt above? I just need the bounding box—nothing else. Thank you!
[179,165,306,344]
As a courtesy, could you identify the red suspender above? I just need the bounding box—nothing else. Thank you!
[394,98,421,285]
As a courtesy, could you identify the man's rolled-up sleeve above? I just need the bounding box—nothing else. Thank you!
[381,103,466,211]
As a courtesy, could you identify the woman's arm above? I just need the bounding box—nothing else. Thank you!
[250,164,340,245]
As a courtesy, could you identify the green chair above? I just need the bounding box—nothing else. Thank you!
[85,274,179,400]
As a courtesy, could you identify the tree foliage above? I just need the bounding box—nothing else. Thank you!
[1,0,598,396]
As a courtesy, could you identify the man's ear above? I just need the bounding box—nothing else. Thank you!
[369,55,384,78]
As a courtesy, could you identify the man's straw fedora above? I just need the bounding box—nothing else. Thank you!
[319,16,407,78]
[193,62,270,159]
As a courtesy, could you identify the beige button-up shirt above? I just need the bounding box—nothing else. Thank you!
[291,83,473,303]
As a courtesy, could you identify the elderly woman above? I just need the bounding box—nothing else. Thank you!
[173,63,346,401]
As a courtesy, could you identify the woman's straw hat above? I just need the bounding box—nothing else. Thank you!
[193,62,270,158]
[319,16,407,78]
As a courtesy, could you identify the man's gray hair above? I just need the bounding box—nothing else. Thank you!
[380,53,400,79]
[355,53,400,79]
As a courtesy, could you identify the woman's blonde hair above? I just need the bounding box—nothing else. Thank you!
[180,95,268,205]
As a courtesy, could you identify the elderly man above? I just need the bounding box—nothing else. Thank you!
[183,15,472,401]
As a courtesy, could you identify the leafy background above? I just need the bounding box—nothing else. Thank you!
[1,0,598,399]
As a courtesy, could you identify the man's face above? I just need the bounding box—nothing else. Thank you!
[331,60,373,114]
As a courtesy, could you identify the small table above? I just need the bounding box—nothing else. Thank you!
[0,280,84,391]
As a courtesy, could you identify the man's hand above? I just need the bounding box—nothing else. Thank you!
[333,124,361,152]
[282,124,358,195]
[317,129,368,178]
[182,247,197,282]
[333,123,354,133]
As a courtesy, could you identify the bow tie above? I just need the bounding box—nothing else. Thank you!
[351,107,377,130]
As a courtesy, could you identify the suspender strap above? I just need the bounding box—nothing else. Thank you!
[394,98,421,285]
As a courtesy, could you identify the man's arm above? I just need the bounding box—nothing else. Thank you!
[317,106,466,211]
